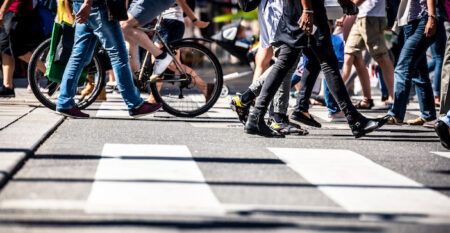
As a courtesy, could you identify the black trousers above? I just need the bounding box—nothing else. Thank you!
[294,30,359,121]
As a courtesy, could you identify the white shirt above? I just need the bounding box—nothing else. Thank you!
[358,0,386,17]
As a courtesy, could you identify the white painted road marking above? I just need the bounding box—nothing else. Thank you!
[85,144,224,215]
[269,148,450,216]
[430,151,450,160]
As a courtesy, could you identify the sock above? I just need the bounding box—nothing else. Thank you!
[240,89,256,105]
[156,52,167,60]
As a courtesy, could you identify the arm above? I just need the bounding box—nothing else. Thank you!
[425,0,437,37]
[352,0,365,6]
[0,0,13,26]
[298,0,313,34]
[176,0,209,28]
[75,0,92,23]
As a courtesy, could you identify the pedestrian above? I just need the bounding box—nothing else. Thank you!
[341,0,395,109]
[0,0,47,98]
[386,0,438,125]
[56,0,162,118]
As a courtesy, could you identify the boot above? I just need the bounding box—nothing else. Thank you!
[80,75,95,98]
[244,109,284,138]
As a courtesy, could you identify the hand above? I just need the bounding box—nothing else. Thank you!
[194,20,209,29]
[75,1,92,24]
[424,16,436,37]
[336,16,345,27]
[298,11,314,35]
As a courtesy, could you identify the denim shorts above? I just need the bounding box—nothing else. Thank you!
[154,19,185,44]
[128,0,175,25]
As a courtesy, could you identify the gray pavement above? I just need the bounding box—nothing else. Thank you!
[0,79,449,232]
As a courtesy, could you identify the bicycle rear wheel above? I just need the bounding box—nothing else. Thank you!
[149,41,223,117]
[28,38,106,110]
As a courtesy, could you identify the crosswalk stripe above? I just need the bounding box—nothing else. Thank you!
[85,144,224,215]
[430,151,450,159]
[268,148,450,216]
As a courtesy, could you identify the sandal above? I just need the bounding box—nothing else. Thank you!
[355,98,374,109]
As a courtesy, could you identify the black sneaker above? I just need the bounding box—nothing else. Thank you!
[338,0,359,15]
[350,115,388,138]
[269,116,309,136]
[435,120,450,149]
[230,94,250,125]
[0,85,15,97]
[290,111,322,128]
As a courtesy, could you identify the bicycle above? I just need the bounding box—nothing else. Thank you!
[28,14,223,118]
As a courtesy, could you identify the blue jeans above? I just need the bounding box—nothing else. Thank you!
[323,80,340,114]
[442,110,450,127]
[57,0,143,110]
[428,16,447,97]
[388,15,436,121]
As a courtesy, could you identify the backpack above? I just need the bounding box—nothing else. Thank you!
[237,0,261,12]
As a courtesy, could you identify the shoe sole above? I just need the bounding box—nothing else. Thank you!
[129,106,162,118]
[244,128,285,138]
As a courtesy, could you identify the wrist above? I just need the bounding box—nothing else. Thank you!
[428,14,436,20]
[192,18,198,23]
[303,9,314,14]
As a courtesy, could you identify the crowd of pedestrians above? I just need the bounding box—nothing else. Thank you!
[0,0,450,146]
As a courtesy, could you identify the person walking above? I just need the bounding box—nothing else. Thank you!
[386,0,438,125]
[56,0,162,118]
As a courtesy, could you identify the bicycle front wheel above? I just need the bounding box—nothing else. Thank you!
[149,41,223,117]
[28,38,106,110]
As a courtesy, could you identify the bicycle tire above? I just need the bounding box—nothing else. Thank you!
[149,41,223,117]
[28,38,106,110]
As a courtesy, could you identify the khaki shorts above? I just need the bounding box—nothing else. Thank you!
[344,17,388,58]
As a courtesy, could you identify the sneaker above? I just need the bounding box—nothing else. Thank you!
[435,120,450,149]
[0,85,15,97]
[385,115,403,125]
[56,107,90,118]
[338,0,359,15]
[230,94,250,125]
[423,119,438,129]
[150,52,173,82]
[328,111,347,122]
[350,115,388,138]
[290,111,322,128]
[129,102,162,118]
[406,117,426,126]
[269,116,309,136]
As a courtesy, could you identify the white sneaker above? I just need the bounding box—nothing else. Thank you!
[328,111,346,122]
[151,53,173,77]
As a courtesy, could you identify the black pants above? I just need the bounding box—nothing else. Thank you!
[294,30,359,121]
[254,44,302,114]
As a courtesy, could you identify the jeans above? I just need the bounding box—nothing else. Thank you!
[323,80,340,114]
[442,110,450,127]
[388,15,436,121]
[428,16,447,97]
[57,0,143,110]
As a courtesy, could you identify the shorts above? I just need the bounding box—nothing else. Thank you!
[128,0,175,26]
[258,0,283,49]
[344,17,389,58]
[154,19,185,44]
[0,11,44,57]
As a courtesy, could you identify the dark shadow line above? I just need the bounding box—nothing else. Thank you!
[87,116,241,124]
[11,177,450,191]
[32,154,284,164]
[0,219,382,232]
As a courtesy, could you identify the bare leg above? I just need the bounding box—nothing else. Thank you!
[353,53,372,100]
[121,16,163,57]
[375,54,395,102]
[2,53,15,88]
[253,47,273,82]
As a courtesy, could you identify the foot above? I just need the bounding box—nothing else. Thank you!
[129,102,162,118]
[230,94,250,125]
[350,115,388,138]
[434,96,441,107]
[337,0,359,15]
[355,98,374,109]
[245,112,284,138]
[328,111,347,122]
[423,119,438,129]
[290,111,322,128]
[406,117,427,126]
[150,52,173,82]
[56,107,90,118]
[0,85,15,98]
[435,120,450,149]
[384,115,403,125]
[269,116,309,136]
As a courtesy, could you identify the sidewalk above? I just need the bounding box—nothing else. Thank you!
[0,78,64,189]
